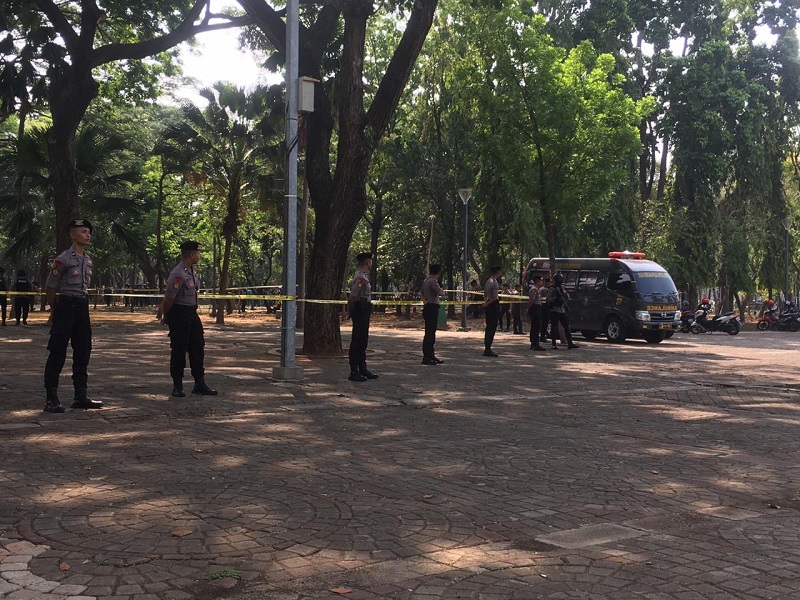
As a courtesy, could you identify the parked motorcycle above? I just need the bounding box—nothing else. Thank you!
[756,300,800,332]
[690,299,740,335]
[680,309,695,333]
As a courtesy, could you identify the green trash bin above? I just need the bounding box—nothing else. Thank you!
[437,297,447,329]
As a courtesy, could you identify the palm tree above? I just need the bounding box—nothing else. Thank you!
[161,82,283,324]
[0,123,140,286]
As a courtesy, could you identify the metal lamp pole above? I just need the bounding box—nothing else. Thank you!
[273,0,303,381]
[458,188,473,331]
[784,218,793,303]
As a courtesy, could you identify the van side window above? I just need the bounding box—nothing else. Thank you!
[564,270,578,292]
[578,271,599,292]
[607,272,633,297]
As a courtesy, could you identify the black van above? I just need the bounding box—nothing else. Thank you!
[525,252,680,343]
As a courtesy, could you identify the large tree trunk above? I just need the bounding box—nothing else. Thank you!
[217,232,233,324]
[303,201,365,353]
[242,0,438,355]
[46,61,99,250]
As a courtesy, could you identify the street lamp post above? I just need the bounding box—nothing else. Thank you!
[458,188,473,331]
[784,218,793,303]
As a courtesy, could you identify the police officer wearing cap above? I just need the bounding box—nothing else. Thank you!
[421,264,444,365]
[346,252,378,382]
[43,218,103,413]
[0,266,7,326]
[162,241,217,397]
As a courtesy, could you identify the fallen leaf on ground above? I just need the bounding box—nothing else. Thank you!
[423,494,434,499]
[58,562,70,571]
[172,529,193,537]
[329,587,353,594]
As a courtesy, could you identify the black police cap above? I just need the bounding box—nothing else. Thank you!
[67,218,93,232]
[356,252,372,263]
[180,240,202,253]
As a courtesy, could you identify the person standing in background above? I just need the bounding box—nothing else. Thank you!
[346,252,378,382]
[13,269,32,325]
[0,267,7,326]
[162,240,218,398]
[526,275,547,351]
[421,264,444,365]
[482,266,502,357]
[43,219,103,413]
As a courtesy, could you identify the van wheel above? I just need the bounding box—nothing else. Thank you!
[605,316,627,343]
[581,330,599,340]
[643,332,666,344]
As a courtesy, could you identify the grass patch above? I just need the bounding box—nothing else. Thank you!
[206,569,241,581]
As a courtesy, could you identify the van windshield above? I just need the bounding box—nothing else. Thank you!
[634,272,679,303]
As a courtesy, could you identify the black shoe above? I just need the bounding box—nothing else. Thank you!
[172,385,186,397]
[43,388,64,413]
[360,369,379,379]
[551,345,559,350]
[534,347,547,352]
[483,350,499,357]
[192,382,218,395]
[71,398,103,409]
[568,344,580,349]
[348,370,367,382]
[432,357,444,364]
[421,358,438,365]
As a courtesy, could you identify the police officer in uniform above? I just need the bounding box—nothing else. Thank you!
[482,266,501,357]
[13,269,32,325]
[526,275,547,351]
[0,267,7,326]
[346,252,378,382]
[162,241,217,397]
[421,264,444,365]
[549,272,579,350]
[43,219,103,413]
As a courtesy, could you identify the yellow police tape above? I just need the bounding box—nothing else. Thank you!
[1,291,528,306]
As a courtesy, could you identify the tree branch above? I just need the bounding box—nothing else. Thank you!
[236,0,287,54]
[33,0,79,55]
[366,0,438,139]
[90,0,251,67]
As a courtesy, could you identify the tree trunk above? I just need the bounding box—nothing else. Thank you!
[217,232,233,324]
[656,135,669,205]
[46,64,99,250]
[156,168,167,292]
[369,200,383,289]
[303,201,363,353]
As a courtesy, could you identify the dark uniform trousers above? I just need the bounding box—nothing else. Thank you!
[167,305,205,382]
[484,300,500,350]
[550,310,575,346]
[529,305,542,346]
[14,297,29,323]
[540,302,550,339]
[44,296,92,389]
[348,301,371,371]
[0,295,6,324]
[422,303,439,359]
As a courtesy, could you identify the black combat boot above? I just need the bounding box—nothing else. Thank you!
[359,363,379,379]
[43,388,65,414]
[348,370,367,382]
[191,378,218,395]
[171,379,185,397]
[71,386,103,409]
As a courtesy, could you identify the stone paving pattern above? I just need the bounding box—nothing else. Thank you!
[1,311,800,599]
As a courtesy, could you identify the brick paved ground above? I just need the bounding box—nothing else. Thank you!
[2,308,800,599]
